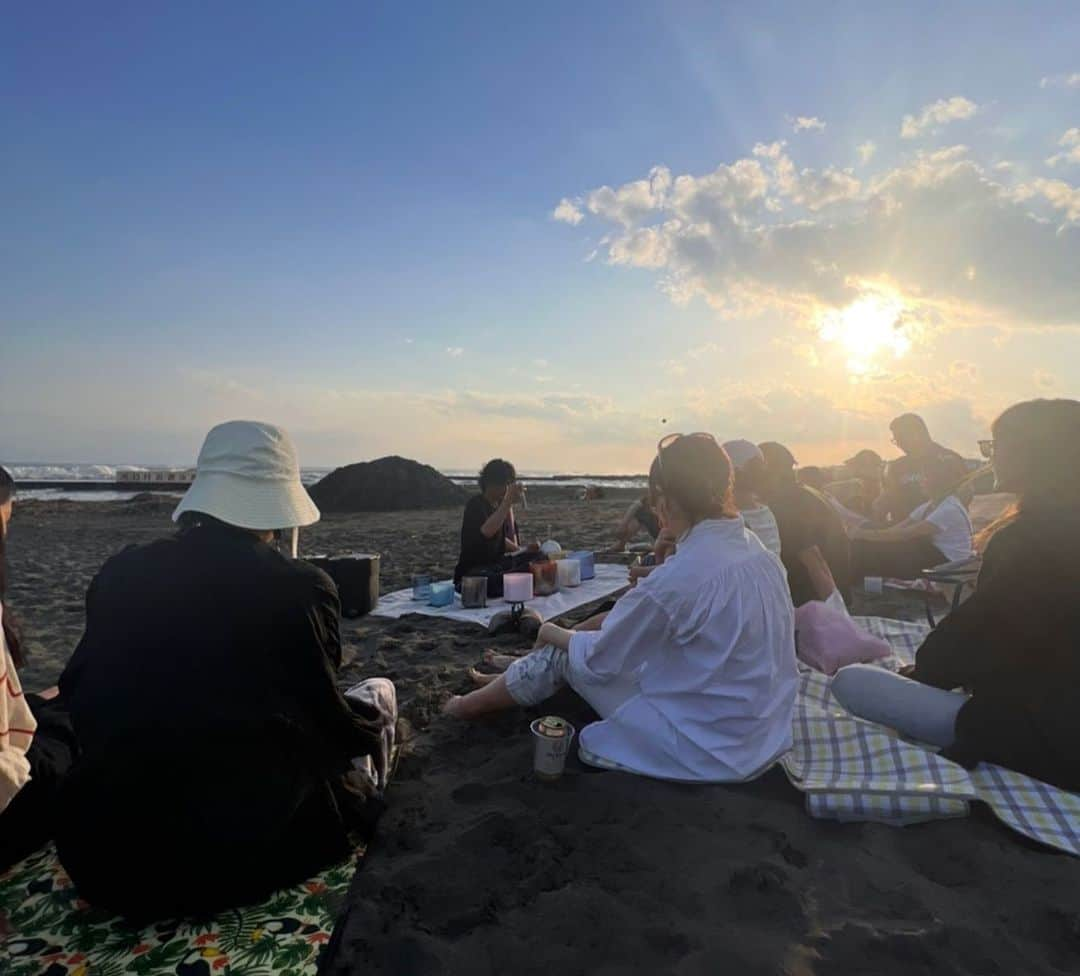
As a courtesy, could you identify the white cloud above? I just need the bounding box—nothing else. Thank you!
[446,346,464,358]
[791,115,826,133]
[1040,72,1080,90]
[1047,128,1080,168]
[1014,177,1080,221]
[554,140,1080,339]
[857,141,877,165]
[586,165,672,228]
[553,197,584,225]
[900,96,979,139]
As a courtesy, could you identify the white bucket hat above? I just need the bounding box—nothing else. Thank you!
[721,439,765,471]
[173,421,320,531]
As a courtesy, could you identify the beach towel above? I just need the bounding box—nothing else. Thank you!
[374,563,630,626]
[0,843,362,975]
[781,616,1080,856]
[0,728,401,975]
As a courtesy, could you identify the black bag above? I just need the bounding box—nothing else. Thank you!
[306,553,381,618]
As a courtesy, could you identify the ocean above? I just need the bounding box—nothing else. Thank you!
[6,463,649,501]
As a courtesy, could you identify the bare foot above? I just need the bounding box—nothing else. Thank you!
[467,666,500,688]
[481,649,520,672]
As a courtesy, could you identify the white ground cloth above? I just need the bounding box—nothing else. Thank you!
[372,563,629,626]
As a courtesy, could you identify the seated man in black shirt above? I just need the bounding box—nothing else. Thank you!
[55,421,395,922]
[759,441,852,607]
[454,458,527,587]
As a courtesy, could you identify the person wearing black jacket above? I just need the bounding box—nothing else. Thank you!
[55,421,395,921]
[832,399,1080,791]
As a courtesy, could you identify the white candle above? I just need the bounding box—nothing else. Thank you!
[503,573,533,603]
[557,559,581,588]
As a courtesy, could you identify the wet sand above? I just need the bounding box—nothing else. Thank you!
[7,496,1080,975]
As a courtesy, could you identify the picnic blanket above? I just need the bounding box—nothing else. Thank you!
[1,711,399,976]
[373,563,630,626]
[781,616,1080,856]
[0,843,360,975]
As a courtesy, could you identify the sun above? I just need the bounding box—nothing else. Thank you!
[819,294,911,375]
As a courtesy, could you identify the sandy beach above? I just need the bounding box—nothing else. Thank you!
[7,495,1080,975]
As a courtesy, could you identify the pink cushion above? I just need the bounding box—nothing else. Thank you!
[794,601,892,675]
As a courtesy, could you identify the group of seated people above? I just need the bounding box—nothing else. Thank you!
[445,398,1080,798]
[2,399,1079,927]
[614,412,979,607]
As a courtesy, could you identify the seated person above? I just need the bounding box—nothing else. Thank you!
[838,449,885,518]
[445,433,797,783]
[55,422,396,922]
[759,442,852,606]
[613,493,661,551]
[849,453,973,580]
[832,399,1080,791]
[723,439,782,557]
[0,468,79,872]
[454,458,526,587]
[874,413,962,524]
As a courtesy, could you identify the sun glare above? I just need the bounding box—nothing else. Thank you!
[819,294,911,375]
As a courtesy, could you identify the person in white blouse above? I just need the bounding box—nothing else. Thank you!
[444,434,798,783]
[722,439,783,558]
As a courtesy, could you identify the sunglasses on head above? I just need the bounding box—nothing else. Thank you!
[656,432,718,479]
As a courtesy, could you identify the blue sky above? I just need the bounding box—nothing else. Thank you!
[3,2,1079,471]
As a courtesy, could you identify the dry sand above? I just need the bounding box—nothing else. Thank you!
[6,495,1080,975]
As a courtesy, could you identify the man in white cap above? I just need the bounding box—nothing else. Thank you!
[722,439,783,559]
[55,421,396,922]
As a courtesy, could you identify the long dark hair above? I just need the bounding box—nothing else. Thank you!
[0,466,23,667]
[977,399,1080,548]
[648,435,737,528]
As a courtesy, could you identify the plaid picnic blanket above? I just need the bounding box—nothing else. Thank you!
[781,616,1080,856]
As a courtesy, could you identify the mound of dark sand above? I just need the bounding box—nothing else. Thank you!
[309,456,470,513]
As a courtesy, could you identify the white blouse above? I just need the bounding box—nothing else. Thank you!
[740,505,782,557]
[0,602,36,813]
[568,518,797,782]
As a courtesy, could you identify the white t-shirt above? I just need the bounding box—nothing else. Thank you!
[911,495,974,563]
[740,505,782,558]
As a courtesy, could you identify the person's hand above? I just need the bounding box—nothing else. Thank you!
[654,528,677,564]
[525,541,541,553]
[628,565,655,587]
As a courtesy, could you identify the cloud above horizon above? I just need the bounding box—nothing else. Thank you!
[554,140,1080,335]
[551,100,1080,457]
[791,115,826,133]
[1040,72,1080,90]
[900,96,979,138]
